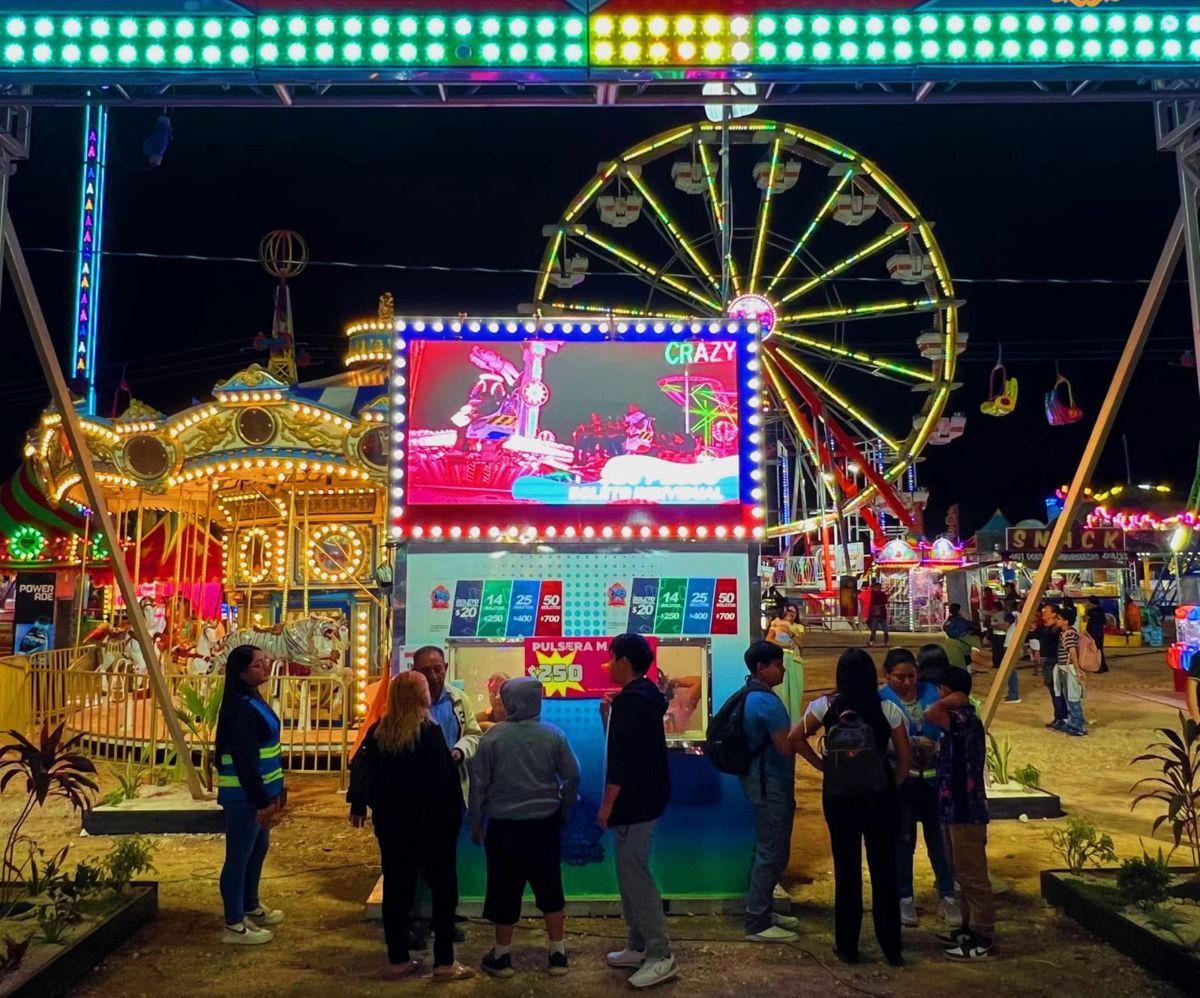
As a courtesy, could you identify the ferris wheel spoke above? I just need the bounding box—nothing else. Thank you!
[776,223,912,307]
[771,334,933,384]
[771,348,900,451]
[748,137,783,294]
[761,353,835,500]
[623,171,723,298]
[776,296,956,329]
[571,232,722,313]
[697,140,742,298]
[764,169,856,296]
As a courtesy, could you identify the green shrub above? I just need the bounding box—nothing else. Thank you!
[103,836,156,894]
[1013,763,1042,791]
[1049,816,1116,873]
[1117,845,1175,911]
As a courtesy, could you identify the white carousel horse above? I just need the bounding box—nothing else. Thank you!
[185,620,226,675]
[205,615,349,677]
[207,615,350,730]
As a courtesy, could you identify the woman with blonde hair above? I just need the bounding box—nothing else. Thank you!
[348,671,474,981]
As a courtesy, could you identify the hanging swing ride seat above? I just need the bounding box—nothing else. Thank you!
[832,191,879,226]
[1045,374,1084,426]
[980,360,1018,416]
[671,161,712,195]
[597,194,643,227]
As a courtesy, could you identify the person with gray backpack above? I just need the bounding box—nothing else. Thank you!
[791,648,911,967]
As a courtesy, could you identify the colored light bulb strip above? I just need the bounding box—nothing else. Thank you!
[622,169,722,296]
[766,168,854,295]
[589,11,1200,67]
[748,137,783,294]
[777,222,912,306]
[534,228,564,303]
[771,323,935,381]
[544,301,696,320]
[696,139,743,297]
[577,230,723,311]
[773,348,899,449]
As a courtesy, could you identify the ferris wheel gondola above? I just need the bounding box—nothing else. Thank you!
[531,119,964,540]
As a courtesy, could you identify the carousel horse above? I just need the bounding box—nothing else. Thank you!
[206,616,350,728]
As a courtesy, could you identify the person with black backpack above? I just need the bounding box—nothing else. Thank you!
[728,640,799,943]
[791,648,910,967]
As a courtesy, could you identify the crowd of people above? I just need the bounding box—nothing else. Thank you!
[211,625,1014,985]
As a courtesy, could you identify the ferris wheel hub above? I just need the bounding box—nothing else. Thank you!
[727,293,776,334]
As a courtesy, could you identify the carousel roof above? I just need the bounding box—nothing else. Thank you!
[0,459,87,540]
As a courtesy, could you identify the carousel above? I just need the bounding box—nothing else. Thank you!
[8,234,392,767]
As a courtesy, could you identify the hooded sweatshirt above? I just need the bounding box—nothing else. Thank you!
[467,677,580,836]
[606,675,671,826]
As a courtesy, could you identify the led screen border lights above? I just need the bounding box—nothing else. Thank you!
[3,12,1200,74]
[387,317,765,544]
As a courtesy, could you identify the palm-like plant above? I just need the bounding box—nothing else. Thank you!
[0,723,98,905]
[1131,712,1200,878]
[175,679,223,791]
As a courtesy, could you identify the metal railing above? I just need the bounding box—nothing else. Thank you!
[24,647,353,789]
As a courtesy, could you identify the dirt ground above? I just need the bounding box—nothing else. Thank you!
[5,635,1193,997]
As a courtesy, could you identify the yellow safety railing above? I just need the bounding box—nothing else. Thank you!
[25,648,353,790]
[0,655,30,733]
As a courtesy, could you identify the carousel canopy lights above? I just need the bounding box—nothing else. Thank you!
[4,11,1200,73]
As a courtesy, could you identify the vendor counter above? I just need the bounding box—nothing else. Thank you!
[450,638,755,906]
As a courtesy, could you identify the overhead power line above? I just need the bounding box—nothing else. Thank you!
[18,245,1188,288]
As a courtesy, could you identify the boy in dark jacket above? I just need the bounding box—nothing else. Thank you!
[597,633,677,990]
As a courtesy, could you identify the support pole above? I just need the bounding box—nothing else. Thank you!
[1177,147,1200,399]
[2,211,204,797]
[981,209,1184,727]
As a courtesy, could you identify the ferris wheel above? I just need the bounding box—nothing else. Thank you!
[532,118,964,539]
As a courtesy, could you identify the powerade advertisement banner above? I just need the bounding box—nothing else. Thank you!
[405,339,740,507]
[13,571,55,655]
[524,636,660,699]
[405,546,750,705]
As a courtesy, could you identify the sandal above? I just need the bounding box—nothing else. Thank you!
[387,960,421,979]
[431,962,476,982]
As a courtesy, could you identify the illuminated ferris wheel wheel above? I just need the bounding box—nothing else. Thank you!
[532,118,964,539]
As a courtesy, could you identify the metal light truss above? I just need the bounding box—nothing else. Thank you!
[2,9,1200,79]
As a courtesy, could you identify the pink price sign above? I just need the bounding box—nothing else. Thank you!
[523,637,659,699]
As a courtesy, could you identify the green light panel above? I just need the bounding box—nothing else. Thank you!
[1,15,256,69]
[590,11,1200,66]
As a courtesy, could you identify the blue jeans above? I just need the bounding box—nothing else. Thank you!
[1006,669,1020,701]
[220,801,270,925]
[895,778,955,899]
[740,769,796,933]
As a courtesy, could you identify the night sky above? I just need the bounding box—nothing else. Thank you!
[1,102,1197,535]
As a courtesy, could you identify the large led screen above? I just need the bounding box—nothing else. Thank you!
[405,338,742,508]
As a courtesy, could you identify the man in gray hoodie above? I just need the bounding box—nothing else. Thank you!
[468,676,581,978]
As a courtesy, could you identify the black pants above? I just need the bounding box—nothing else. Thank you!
[376,828,459,967]
[823,792,902,963]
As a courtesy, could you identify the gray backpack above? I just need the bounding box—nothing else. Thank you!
[822,708,891,797]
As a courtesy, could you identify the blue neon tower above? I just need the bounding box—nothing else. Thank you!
[71,103,107,415]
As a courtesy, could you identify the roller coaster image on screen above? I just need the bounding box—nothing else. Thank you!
[406,339,741,506]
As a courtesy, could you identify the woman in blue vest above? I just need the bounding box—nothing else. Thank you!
[215,645,285,945]
[879,648,960,931]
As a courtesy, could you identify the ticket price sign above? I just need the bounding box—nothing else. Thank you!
[524,636,659,698]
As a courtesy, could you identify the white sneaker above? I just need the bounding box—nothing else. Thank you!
[940,895,963,928]
[245,905,284,927]
[745,925,798,943]
[899,897,919,927]
[222,922,272,945]
[771,912,800,930]
[606,948,646,969]
[628,956,678,989]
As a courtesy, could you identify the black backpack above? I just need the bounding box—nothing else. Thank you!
[822,708,891,797]
[705,681,770,775]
